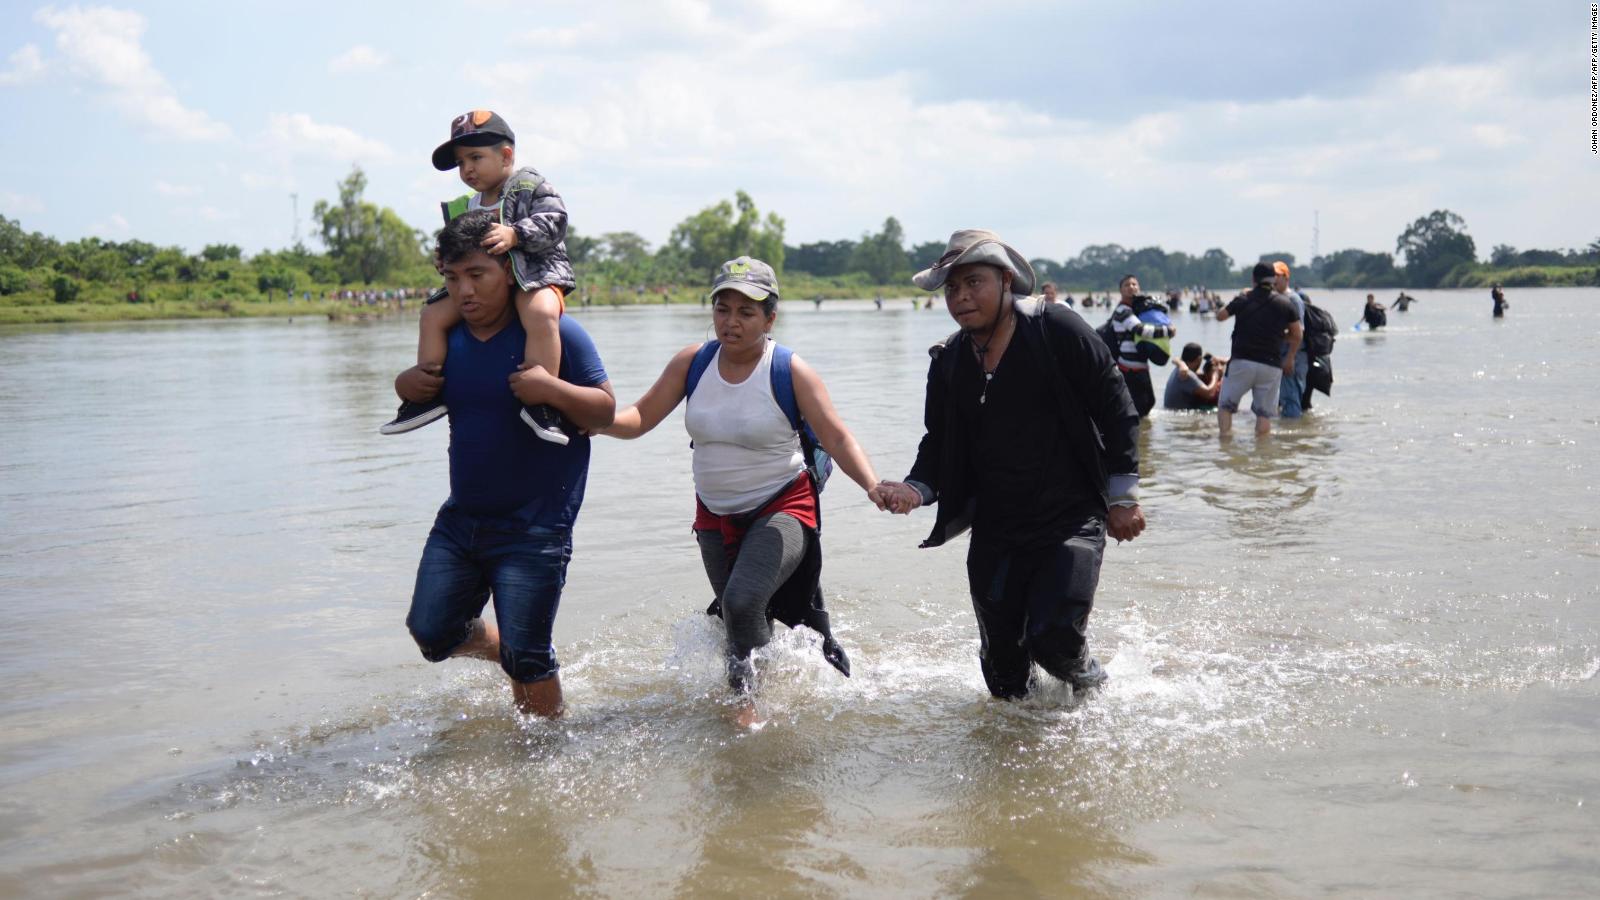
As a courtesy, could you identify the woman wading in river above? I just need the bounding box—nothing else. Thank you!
[599,257,887,723]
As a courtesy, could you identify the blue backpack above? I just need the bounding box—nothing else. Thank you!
[1132,299,1173,365]
[685,340,834,492]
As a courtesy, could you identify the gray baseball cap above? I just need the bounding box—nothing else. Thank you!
[912,229,1036,296]
[709,256,780,301]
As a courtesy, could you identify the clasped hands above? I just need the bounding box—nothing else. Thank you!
[868,479,1146,543]
[869,481,922,515]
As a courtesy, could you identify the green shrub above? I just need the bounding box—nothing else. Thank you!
[51,273,81,304]
[0,264,28,295]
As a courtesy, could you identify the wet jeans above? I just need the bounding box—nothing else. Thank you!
[1280,352,1309,418]
[406,506,570,683]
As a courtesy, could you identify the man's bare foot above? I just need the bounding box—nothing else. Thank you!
[513,674,564,718]
[452,617,500,662]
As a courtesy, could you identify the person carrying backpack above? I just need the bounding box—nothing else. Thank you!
[1299,290,1338,410]
[1267,261,1311,419]
[1102,274,1176,418]
[598,257,886,724]
[1215,263,1303,436]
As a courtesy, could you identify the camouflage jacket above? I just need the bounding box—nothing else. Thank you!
[441,166,575,293]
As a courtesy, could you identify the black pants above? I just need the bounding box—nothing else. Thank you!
[1120,367,1155,418]
[966,516,1106,699]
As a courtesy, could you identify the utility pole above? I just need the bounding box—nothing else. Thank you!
[1311,209,1320,264]
[290,193,300,246]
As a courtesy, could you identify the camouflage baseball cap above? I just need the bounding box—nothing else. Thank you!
[432,110,516,171]
[709,256,780,302]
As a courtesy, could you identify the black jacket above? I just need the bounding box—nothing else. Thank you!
[905,298,1140,549]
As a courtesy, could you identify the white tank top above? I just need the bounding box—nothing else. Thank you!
[685,339,804,515]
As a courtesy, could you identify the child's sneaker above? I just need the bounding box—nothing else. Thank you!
[379,399,447,434]
[520,404,570,445]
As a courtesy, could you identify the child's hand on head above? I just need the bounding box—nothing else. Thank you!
[481,224,518,255]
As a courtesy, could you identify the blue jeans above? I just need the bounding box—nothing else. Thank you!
[1280,353,1309,418]
[406,506,571,683]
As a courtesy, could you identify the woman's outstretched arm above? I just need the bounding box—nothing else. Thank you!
[600,343,701,439]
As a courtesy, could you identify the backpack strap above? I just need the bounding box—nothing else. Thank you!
[768,344,803,433]
[769,343,834,496]
[684,340,720,400]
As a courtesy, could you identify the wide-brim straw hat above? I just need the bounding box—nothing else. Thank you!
[912,229,1036,296]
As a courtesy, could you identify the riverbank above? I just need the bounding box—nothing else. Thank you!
[0,278,916,325]
[0,298,352,325]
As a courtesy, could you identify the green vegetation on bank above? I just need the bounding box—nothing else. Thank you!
[5,164,1598,326]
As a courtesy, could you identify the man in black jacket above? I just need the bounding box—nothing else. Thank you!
[875,230,1145,699]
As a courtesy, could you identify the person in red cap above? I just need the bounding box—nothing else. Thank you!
[381,110,578,446]
[1216,262,1303,436]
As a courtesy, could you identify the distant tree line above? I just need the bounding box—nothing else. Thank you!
[6,181,1598,308]
[785,209,1600,291]
[0,167,436,305]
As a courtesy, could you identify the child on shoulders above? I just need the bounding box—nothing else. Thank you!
[380,109,577,444]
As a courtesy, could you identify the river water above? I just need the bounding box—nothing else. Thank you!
[1,288,1595,897]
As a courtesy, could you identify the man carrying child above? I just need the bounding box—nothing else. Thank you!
[395,209,614,717]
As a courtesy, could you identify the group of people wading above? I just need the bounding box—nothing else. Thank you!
[392,215,1146,722]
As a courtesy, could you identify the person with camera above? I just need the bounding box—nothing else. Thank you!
[1162,342,1226,411]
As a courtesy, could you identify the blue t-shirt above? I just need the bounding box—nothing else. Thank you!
[440,314,608,528]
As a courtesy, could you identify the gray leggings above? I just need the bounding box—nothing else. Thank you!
[695,513,807,660]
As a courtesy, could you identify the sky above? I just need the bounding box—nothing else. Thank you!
[1,0,1595,269]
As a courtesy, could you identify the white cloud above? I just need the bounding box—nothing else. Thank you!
[455,38,1594,265]
[2,190,47,215]
[9,3,1590,261]
[154,180,200,197]
[265,113,394,162]
[32,6,230,140]
[0,44,45,86]
[90,212,130,235]
[510,25,599,49]
[507,2,887,59]
[240,171,296,192]
[195,205,237,222]
[1471,123,1521,148]
[328,44,388,73]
